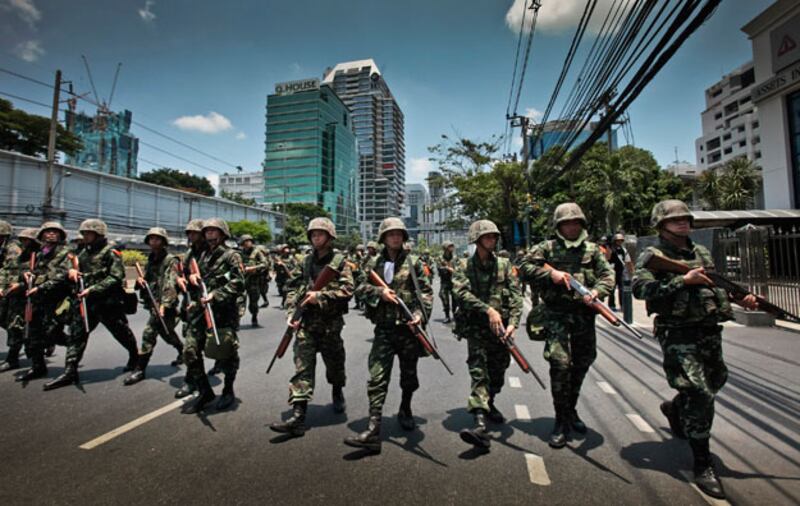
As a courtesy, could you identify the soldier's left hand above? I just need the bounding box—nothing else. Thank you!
[302,291,320,306]
[407,314,422,329]
[159,306,166,318]
[201,294,213,305]
[137,277,146,288]
[502,324,516,341]
[582,289,599,305]
[78,288,90,298]
[26,287,38,297]
[740,294,759,310]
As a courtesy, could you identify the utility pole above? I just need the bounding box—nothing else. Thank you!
[44,70,62,219]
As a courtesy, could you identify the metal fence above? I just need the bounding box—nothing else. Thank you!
[714,225,800,319]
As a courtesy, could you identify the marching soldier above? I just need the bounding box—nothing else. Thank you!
[44,219,140,391]
[124,227,184,386]
[182,218,244,414]
[274,244,296,309]
[258,243,272,308]
[453,220,522,449]
[437,241,456,323]
[519,203,614,448]
[350,245,366,310]
[17,222,71,381]
[0,220,23,372]
[632,200,757,500]
[0,228,38,373]
[270,218,354,437]
[239,234,269,327]
[344,218,433,453]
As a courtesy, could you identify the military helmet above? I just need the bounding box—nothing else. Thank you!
[498,249,510,258]
[306,217,337,240]
[651,199,693,228]
[185,219,205,233]
[145,227,169,245]
[442,240,455,248]
[0,220,12,236]
[468,219,500,243]
[79,218,108,236]
[613,233,625,242]
[239,234,254,244]
[553,203,587,227]
[367,241,379,251]
[202,217,231,238]
[38,221,66,241]
[377,217,408,243]
[356,244,365,251]
[18,227,39,242]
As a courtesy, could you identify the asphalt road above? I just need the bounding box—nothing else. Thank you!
[0,283,798,506]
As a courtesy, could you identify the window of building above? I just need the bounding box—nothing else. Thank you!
[739,141,746,148]
[752,121,759,129]
[755,151,762,159]
[706,137,721,150]
[701,157,705,163]
[738,126,745,133]
[723,133,731,141]
[723,147,732,155]
[714,112,722,120]
[711,88,722,98]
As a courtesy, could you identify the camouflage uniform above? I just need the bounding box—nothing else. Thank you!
[0,225,22,334]
[240,236,269,323]
[257,244,272,306]
[519,204,614,442]
[274,246,297,308]
[437,243,457,321]
[0,229,35,371]
[181,218,244,413]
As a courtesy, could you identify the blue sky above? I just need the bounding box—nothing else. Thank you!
[0,0,774,188]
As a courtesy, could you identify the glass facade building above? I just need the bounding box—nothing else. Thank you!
[65,109,139,177]
[263,80,358,233]
[323,59,405,236]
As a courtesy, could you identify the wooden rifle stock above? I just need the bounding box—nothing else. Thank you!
[135,261,171,336]
[23,254,35,339]
[70,254,90,334]
[499,325,546,389]
[189,257,220,346]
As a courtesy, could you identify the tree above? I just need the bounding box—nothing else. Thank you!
[333,230,363,251]
[0,99,82,157]
[275,203,330,247]
[139,168,215,196]
[228,220,272,244]
[695,158,761,210]
[221,190,256,206]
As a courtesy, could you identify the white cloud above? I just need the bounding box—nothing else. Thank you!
[235,132,246,140]
[525,107,543,122]
[172,111,233,134]
[506,0,630,35]
[408,157,433,184]
[4,0,41,28]
[138,0,156,22]
[207,174,219,192]
[13,40,44,62]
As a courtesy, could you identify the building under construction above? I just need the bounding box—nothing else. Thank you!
[65,108,139,178]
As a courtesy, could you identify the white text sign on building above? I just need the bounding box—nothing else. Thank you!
[274,79,320,96]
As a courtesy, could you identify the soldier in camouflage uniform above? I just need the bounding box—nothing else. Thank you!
[123,227,184,386]
[17,222,71,381]
[270,218,354,437]
[0,220,23,371]
[437,241,457,323]
[182,218,245,414]
[519,203,614,448]
[173,219,207,399]
[454,220,522,449]
[258,243,272,308]
[0,228,38,372]
[632,200,756,500]
[274,244,297,309]
[344,218,433,453]
[44,219,140,391]
[239,234,269,327]
[349,245,365,310]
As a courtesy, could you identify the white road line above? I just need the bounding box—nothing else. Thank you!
[525,453,551,486]
[680,471,732,506]
[625,413,655,433]
[79,397,193,450]
[514,404,531,421]
[509,376,522,388]
[597,381,617,395]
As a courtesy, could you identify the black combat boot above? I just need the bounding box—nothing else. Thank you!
[123,354,150,386]
[174,379,196,399]
[660,393,686,439]
[569,394,587,434]
[344,410,382,453]
[0,346,21,372]
[397,390,415,431]
[251,314,260,327]
[16,353,47,382]
[170,344,184,367]
[487,394,505,424]
[690,438,725,499]
[549,414,570,449]
[182,376,216,414]
[332,385,346,414]
[43,362,79,391]
[270,401,308,437]
[460,410,491,448]
[216,374,236,411]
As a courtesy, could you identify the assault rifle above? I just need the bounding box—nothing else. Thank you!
[135,261,171,336]
[499,324,546,389]
[70,254,90,334]
[543,263,644,340]
[23,254,35,340]
[642,252,800,323]
[189,258,220,346]
[266,262,342,374]
[368,270,453,375]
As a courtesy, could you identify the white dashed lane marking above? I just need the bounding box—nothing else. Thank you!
[625,413,655,433]
[525,453,552,486]
[509,376,522,388]
[597,381,617,394]
[514,404,531,421]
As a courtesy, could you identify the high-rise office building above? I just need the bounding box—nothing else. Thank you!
[263,78,358,233]
[402,183,428,241]
[323,59,405,237]
[65,108,139,177]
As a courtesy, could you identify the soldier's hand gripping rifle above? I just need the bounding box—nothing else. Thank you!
[135,261,171,336]
[643,252,800,323]
[23,254,35,340]
[265,263,343,373]
[189,257,220,346]
[70,254,90,334]
[543,263,644,340]
[367,270,454,375]
[498,324,546,389]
